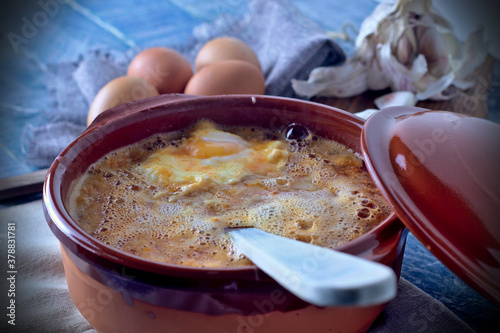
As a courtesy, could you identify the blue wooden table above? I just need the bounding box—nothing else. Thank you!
[1,0,499,331]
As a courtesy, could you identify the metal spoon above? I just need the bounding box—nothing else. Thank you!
[227,227,397,307]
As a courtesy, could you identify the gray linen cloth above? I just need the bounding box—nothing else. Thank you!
[24,0,345,167]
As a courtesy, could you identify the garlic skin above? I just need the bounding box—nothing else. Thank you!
[292,0,489,101]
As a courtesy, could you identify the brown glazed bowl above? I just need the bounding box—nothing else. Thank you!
[43,94,408,333]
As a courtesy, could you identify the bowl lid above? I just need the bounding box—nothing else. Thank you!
[361,106,500,305]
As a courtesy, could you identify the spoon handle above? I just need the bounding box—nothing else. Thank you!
[227,228,397,307]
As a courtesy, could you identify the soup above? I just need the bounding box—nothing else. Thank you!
[69,120,391,267]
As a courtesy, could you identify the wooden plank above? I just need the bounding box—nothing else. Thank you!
[0,168,48,201]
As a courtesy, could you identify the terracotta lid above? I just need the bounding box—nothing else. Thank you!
[361,106,500,306]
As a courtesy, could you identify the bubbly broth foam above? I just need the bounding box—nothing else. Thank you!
[69,121,391,267]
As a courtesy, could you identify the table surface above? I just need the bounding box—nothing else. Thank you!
[0,0,499,331]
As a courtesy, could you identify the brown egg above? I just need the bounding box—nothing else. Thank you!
[184,59,265,96]
[87,76,159,126]
[127,47,193,94]
[194,37,261,72]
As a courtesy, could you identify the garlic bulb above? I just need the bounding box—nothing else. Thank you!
[292,0,489,101]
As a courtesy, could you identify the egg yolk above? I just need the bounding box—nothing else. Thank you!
[138,121,289,193]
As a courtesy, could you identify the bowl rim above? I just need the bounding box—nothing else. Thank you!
[43,94,401,279]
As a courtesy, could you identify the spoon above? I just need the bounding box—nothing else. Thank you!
[226,227,397,307]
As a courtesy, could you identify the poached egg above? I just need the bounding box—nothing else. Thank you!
[138,121,289,193]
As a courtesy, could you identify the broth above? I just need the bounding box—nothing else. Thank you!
[69,120,391,267]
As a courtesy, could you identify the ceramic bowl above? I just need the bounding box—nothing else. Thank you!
[43,94,408,333]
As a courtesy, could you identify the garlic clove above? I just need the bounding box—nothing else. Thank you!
[395,28,418,67]
[374,91,416,109]
[415,25,451,77]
